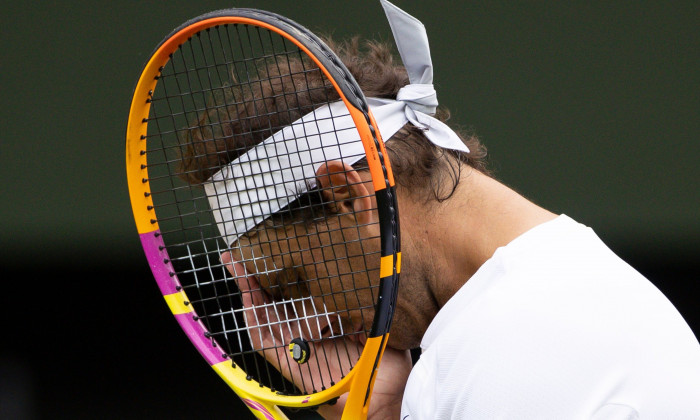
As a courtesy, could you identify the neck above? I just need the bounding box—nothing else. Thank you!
[404,168,557,311]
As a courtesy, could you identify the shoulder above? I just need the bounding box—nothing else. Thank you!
[401,215,700,418]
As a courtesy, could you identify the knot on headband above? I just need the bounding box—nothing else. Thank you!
[396,83,438,115]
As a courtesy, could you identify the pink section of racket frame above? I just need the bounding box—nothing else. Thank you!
[140,230,228,366]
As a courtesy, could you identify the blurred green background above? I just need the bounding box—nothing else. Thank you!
[2,1,697,419]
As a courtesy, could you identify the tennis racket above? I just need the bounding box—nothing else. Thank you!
[125,8,400,420]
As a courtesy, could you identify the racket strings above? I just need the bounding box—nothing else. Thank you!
[227,40,371,390]
[146,22,380,395]
[149,28,252,382]
[237,223,372,391]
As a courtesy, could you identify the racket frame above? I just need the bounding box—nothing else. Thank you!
[126,9,401,420]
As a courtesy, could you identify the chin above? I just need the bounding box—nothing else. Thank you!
[387,327,421,350]
[385,310,424,350]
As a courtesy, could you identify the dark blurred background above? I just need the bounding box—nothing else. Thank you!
[1,1,698,419]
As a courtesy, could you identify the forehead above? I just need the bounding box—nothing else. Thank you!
[234,168,379,252]
[203,101,368,247]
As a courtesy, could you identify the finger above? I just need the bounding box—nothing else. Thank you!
[221,254,275,349]
[226,260,304,345]
[220,254,266,308]
[291,296,341,340]
[221,253,352,389]
[221,254,300,340]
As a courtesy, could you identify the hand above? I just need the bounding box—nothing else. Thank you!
[221,252,412,419]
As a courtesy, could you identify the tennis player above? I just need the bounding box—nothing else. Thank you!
[195,1,700,418]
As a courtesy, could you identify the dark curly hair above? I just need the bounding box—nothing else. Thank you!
[178,36,488,205]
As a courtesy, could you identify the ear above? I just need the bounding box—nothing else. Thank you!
[315,160,372,224]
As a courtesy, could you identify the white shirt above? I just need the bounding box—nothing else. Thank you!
[401,215,700,419]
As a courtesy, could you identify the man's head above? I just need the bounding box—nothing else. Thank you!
[180,37,488,349]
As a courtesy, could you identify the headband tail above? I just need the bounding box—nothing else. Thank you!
[380,0,433,85]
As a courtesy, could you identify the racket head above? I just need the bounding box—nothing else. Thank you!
[126,8,400,419]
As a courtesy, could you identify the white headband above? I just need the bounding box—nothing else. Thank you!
[205,0,469,245]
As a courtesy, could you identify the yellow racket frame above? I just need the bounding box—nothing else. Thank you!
[126,10,400,420]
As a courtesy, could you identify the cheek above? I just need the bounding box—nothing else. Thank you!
[302,224,382,325]
[238,216,384,333]
[233,230,304,298]
[386,311,422,350]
